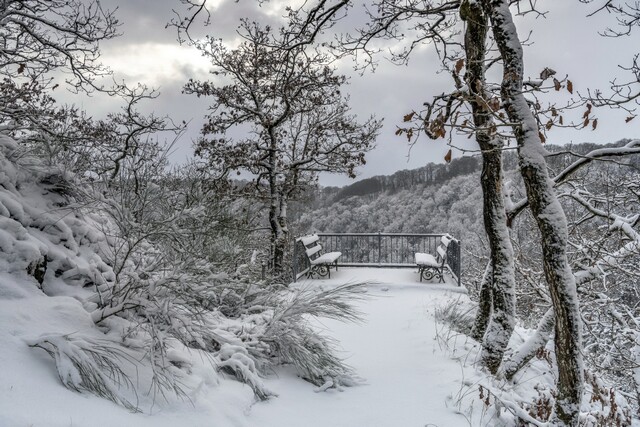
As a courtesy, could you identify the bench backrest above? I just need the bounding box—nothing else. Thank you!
[436,235,453,265]
[298,234,324,262]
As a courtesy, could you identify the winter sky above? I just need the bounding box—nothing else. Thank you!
[75,0,639,186]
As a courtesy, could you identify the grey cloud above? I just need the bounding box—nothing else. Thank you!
[71,1,640,187]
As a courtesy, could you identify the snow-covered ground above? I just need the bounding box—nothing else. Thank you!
[249,268,469,427]
[1,268,474,427]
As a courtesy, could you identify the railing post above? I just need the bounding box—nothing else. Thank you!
[457,240,462,286]
[377,232,381,264]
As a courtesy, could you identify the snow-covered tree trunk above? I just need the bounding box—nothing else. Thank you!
[483,1,584,424]
[504,308,554,380]
[470,261,492,342]
[463,1,516,374]
[267,127,286,276]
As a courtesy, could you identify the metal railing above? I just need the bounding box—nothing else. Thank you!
[293,233,461,286]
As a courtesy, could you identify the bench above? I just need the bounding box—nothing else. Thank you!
[297,234,342,278]
[415,235,452,283]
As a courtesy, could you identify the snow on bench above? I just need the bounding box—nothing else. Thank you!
[415,235,452,283]
[297,234,342,279]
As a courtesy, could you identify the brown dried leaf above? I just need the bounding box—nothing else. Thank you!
[625,116,636,123]
[539,132,546,144]
[489,97,501,111]
[553,78,561,91]
[17,63,25,74]
[567,80,573,94]
[592,118,598,130]
[395,128,404,136]
[403,112,415,122]
[551,106,558,117]
[455,58,464,74]
[583,117,590,127]
[545,120,553,130]
[559,116,564,125]
[444,149,452,163]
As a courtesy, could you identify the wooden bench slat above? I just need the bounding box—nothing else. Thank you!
[299,234,319,246]
[306,245,322,258]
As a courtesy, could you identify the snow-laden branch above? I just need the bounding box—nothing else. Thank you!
[507,139,640,223]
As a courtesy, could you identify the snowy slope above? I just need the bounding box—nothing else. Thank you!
[1,268,473,427]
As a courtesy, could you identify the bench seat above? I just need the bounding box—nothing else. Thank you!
[311,251,342,265]
[415,252,438,267]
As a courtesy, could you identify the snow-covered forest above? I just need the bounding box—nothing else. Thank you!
[1,0,640,426]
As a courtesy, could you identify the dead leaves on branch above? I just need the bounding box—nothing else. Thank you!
[539,67,556,80]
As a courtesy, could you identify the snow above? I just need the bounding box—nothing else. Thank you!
[415,252,438,266]
[310,251,342,264]
[1,268,476,427]
[299,234,319,246]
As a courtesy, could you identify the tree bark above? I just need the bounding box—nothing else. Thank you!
[482,1,584,424]
[267,128,285,276]
[463,1,516,374]
[470,261,493,342]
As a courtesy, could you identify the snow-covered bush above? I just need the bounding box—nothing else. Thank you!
[434,298,634,426]
[0,134,366,410]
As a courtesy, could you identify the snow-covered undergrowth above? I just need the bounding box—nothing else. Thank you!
[435,297,638,426]
[0,135,365,422]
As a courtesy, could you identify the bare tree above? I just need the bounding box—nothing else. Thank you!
[0,0,118,89]
[184,22,380,276]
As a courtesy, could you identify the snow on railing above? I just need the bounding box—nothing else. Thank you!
[292,233,461,286]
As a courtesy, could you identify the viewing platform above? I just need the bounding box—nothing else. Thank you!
[292,233,461,285]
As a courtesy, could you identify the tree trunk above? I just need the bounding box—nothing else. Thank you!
[504,308,555,380]
[267,129,285,276]
[463,1,516,374]
[275,194,290,278]
[471,261,493,342]
[483,1,584,424]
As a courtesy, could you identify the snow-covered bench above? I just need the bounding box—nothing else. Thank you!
[415,235,452,283]
[298,234,342,279]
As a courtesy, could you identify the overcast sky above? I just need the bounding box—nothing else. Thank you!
[71,0,639,186]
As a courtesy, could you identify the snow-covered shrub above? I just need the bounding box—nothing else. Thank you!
[1,134,367,410]
[434,297,476,337]
[434,301,635,426]
[257,283,366,389]
[26,334,140,412]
